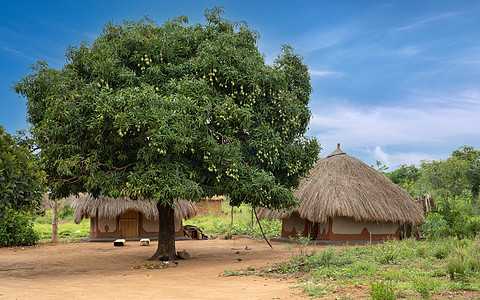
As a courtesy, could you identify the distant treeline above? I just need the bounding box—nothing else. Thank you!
[383,146,480,238]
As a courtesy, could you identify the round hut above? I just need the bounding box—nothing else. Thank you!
[258,144,424,241]
[70,194,198,241]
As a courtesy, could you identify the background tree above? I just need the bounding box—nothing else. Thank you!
[419,157,468,212]
[452,146,480,220]
[0,125,46,246]
[386,164,420,196]
[15,8,320,259]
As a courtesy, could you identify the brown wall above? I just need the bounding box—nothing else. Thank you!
[196,199,223,216]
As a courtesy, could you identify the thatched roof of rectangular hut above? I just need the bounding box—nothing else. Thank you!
[69,193,198,224]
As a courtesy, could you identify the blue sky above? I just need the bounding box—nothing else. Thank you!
[1,1,479,169]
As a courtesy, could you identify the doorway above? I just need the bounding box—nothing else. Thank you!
[119,210,139,239]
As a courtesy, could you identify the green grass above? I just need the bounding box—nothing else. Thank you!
[34,220,90,242]
[33,202,90,243]
[223,237,480,299]
[186,202,282,238]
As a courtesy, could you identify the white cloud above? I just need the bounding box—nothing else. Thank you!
[396,46,422,57]
[309,89,480,167]
[309,70,343,77]
[0,45,36,61]
[392,11,467,33]
[372,145,389,165]
[296,23,362,54]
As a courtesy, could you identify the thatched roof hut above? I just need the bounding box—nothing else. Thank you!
[69,193,198,240]
[258,144,424,240]
[70,193,198,224]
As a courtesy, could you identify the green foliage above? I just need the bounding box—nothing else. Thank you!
[422,212,449,239]
[412,276,438,299]
[369,281,396,300]
[302,284,328,297]
[14,9,319,211]
[0,126,45,247]
[416,145,480,238]
[386,164,420,196]
[290,235,311,257]
[0,125,46,210]
[59,202,75,219]
[433,243,449,259]
[446,238,480,280]
[0,205,39,246]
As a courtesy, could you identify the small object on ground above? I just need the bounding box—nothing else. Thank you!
[140,238,150,246]
[237,258,242,261]
[113,239,126,246]
[177,250,191,260]
[236,251,240,254]
[172,261,178,265]
[245,245,251,250]
[183,225,208,240]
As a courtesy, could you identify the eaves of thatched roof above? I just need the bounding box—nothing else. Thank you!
[69,193,198,224]
[258,144,424,225]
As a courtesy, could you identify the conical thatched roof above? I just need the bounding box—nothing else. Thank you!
[258,144,424,225]
[69,193,198,224]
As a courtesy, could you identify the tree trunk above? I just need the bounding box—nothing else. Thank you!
[52,199,58,243]
[148,201,176,261]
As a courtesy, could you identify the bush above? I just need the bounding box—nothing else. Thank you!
[465,218,480,238]
[422,212,449,239]
[434,244,449,259]
[59,202,75,219]
[0,125,46,210]
[369,281,396,300]
[0,205,39,246]
[447,254,468,280]
[412,276,438,299]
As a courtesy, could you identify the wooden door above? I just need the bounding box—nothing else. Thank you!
[120,210,139,239]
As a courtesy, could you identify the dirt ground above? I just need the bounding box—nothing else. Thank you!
[0,238,330,300]
[2,238,480,300]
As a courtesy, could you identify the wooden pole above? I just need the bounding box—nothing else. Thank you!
[52,199,58,243]
[228,206,234,238]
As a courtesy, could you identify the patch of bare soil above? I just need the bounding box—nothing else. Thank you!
[0,238,312,299]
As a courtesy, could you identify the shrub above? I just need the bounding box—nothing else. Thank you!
[412,276,437,299]
[369,281,396,300]
[0,205,39,246]
[465,218,480,238]
[59,202,75,219]
[422,212,449,239]
[446,255,467,280]
[0,125,46,211]
[434,244,449,259]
